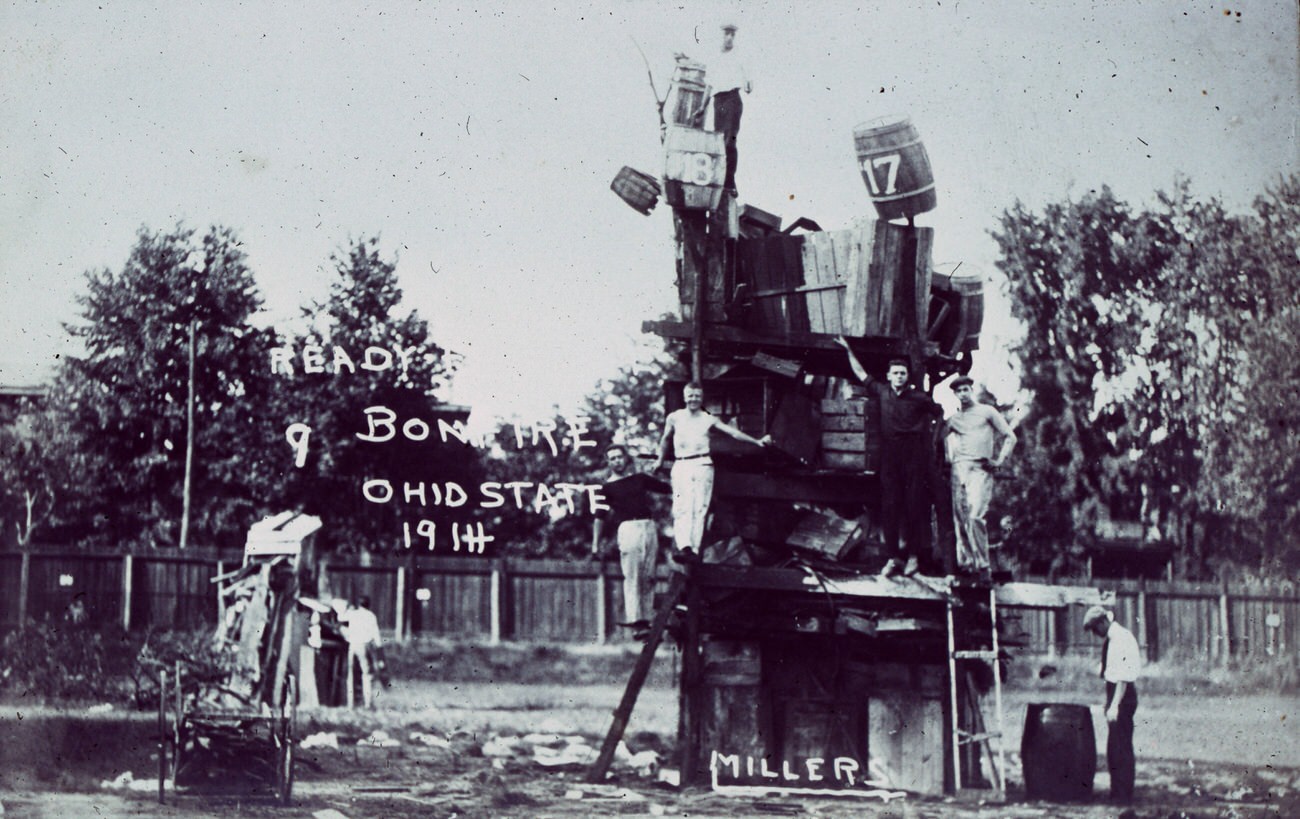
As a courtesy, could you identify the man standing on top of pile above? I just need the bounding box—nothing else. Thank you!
[709,22,751,194]
[944,375,1016,582]
[838,338,942,576]
[652,382,771,565]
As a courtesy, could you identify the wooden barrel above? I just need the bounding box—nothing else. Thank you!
[669,61,709,127]
[853,117,937,221]
[928,265,984,354]
[664,126,725,211]
[1021,703,1096,801]
[610,166,660,215]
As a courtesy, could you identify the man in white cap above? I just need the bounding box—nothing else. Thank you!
[1083,605,1140,803]
[709,22,751,194]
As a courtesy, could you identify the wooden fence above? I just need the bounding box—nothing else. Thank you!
[2,550,1296,660]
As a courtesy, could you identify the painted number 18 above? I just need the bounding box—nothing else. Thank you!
[860,153,901,196]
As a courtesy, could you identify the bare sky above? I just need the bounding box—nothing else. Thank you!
[2,1,1295,420]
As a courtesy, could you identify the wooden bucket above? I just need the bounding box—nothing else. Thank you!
[668,61,709,127]
[853,117,937,221]
[928,264,984,354]
[1021,703,1096,801]
[610,166,660,215]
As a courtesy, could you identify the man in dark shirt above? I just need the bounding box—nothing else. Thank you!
[592,445,670,634]
[838,339,942,575]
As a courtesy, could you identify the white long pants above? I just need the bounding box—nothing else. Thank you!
[617,519,659,623]
[671,459,714,553]
[952,460,994,571]
[346,643,373,708]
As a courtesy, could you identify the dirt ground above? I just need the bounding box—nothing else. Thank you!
[2,645,1297,818]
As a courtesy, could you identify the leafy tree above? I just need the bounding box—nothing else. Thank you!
[0,398,65,547]
[993,176,1300,578]
[273,237,479,554]
[57,225,277,549]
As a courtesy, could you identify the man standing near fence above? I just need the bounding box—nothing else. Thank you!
[592,444,670,638]
[1084,605,1140,804]
[341,596,382,709]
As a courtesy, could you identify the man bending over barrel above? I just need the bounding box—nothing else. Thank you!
[1084,605,1140,804]
[652,382,770,563]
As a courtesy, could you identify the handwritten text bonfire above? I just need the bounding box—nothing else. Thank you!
[272,343,607,554]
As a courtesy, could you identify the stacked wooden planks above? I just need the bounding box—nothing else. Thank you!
[817,398,867,471]
[735,222,932,340]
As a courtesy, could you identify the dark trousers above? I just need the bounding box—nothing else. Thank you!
[713,89,742,190]
[1105,682,1138,801]
[879,436,930,561]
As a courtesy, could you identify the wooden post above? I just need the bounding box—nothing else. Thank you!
[489,560,504,645]
[216,560,225,626]
[1051,607,1069,657]
[395,566,407,644]
[679,570,703,786]
[122,553,134,632]
[1219,581,1232,665]
[1136,581,1152,662]
[594,560,608,645]
[179,318,196,550]
[17,552,30,628]
[1044,608,1057,659]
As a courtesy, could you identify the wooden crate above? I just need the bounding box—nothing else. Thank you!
[817,398,868,471]
[735,222,933,340]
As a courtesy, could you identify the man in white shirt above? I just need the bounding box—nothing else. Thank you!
[1084,605,1140,803]
[340,596,382,709]
[708,23,751,193]
[944,376,1016,580]
[652,382,771,564]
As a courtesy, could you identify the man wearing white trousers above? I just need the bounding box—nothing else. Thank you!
[652,382,771,564]
[944,376,1016,580]
[592,444,669,636]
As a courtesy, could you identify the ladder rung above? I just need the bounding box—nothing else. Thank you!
[957,730,1002,744]
[953,650,997,660]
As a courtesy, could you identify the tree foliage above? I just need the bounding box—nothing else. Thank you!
[54,225,277,549]
[273,237,479,553]
[993,175,1300,577]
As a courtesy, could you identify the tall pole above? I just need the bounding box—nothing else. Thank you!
[180,318,196,549]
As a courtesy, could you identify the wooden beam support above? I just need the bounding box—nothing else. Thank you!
[693,565,949,603]
[994,583,1114,609]
[644,319,931,356]
[714,469,871,504]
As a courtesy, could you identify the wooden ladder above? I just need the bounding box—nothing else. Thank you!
[585,572,688,783]
[945,586,1006,798]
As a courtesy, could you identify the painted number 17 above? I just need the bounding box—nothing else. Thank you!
[860,153,901,196]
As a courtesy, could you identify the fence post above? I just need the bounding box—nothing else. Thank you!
[594,560,608,645]
[1219,580,1232,666]
[1051,607,1068,657]
[17,552,30,628]
[1136,579,1151,663]
[122,553,134,632]
[394,566,407,643]
[489,560,504,645]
